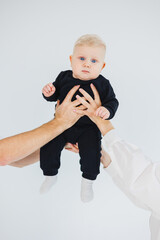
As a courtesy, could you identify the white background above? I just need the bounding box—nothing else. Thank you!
[0,0,160,239]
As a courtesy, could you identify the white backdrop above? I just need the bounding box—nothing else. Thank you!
[0,0,160,239]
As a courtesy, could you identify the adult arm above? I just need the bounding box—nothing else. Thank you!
[0,85,81,166]
[10,142,80,168]
[75,84,160,217]
[9,150,40,168]
[102,129,160,216]
[102,130,160,240]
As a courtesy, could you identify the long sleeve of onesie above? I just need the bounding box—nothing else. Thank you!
[42,71,64,102]
[101,80,119,119]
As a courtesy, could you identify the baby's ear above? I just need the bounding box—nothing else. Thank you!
[69,55,72,64]
[102,62,106,70]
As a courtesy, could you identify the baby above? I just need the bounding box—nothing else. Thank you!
[40,34,119,202]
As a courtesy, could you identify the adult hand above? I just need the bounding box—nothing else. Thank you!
[74,83,114,136]
[55,85,85,129]
[101,148,112,168]
[65,143,79,153]
[75,83,101,123]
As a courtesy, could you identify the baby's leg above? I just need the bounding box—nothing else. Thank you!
[78,127,101,202]
[39,175,58,194]
[40,134,66,194]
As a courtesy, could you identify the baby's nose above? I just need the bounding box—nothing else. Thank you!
[83,60,91,67]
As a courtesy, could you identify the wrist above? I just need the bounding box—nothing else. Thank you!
[41,118,67,138]
[53,118,68,131]
[93,117,114,136]
[53,116,71,131]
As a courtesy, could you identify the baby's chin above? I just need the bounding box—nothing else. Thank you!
[73,72,99,81]
[81,75,99,81]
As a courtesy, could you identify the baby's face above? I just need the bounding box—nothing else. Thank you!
[70,45,106,81]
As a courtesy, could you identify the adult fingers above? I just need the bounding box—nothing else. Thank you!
[72,99,83,107]
[90,83,101,106]
[65,148,79,153]
[76,95,90,109]
[78,88,95,105]
[72,97,86,107]
[74,108,87,116]
[65,143,79,153]
[64,85,80,102]
[76,105,87,110]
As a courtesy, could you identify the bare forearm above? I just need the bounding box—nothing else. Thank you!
[9,149,40,168]
[91,117,114,136]
[0,85,81,166]
[0,119,65,166]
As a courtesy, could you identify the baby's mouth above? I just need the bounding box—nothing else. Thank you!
[82,70,90,73]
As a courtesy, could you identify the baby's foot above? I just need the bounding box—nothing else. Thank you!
[40,175,57,194]
[80,177,94,203]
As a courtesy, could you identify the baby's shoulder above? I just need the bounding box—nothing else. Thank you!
[95,74,110,88]
[57,70,71,79]
[54,70,72,85]
[98,74,109,83]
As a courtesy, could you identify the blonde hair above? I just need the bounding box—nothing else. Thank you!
[73,34,106,52]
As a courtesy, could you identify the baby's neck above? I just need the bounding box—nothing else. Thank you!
[72,72,99,81]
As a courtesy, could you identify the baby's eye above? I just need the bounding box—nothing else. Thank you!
[91,59,97,63]
[80,57,85,61]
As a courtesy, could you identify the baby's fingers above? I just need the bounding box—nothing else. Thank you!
[42,88,49,95]
[46,83,54,92]
[100,110,107,118]
[42,85,50,94]
[95,107,102,116]
[99,110,105,117]
[43,83,53,93]
[42,83,55,97]
[48,83,55,91]
[102,113,109,120]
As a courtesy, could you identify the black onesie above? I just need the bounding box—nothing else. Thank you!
[40,70,119,180]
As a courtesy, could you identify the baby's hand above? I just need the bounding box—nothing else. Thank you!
[42,83,56,97]
[95,106,110,120]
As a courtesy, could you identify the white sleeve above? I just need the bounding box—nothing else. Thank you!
[149,215,160,240]
[102,130,160,217]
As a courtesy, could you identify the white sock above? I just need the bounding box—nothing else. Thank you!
[39,175,57,194]
[80,177,94,203]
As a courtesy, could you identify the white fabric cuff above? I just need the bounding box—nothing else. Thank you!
[102,129,122,148]
[103,163,117,178]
